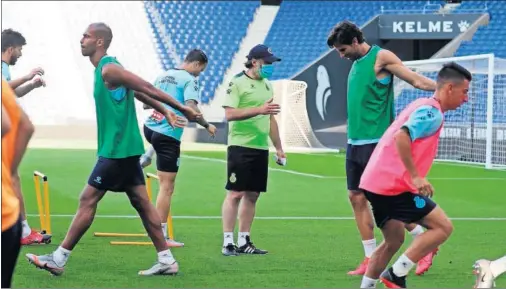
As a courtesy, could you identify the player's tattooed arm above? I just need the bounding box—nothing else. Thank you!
[395,127,420,179]
[379,50,437,91]
[101,64,201,121]
[185,100,209,128]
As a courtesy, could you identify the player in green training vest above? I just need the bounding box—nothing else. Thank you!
[326,21,438,277]
[25,22,201,277]
[221,44,286,256]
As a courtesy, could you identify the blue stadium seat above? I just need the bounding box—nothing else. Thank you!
[143,0,260,104]
[264,0,442,80]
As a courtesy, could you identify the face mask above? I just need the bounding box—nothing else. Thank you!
[259,64,274,79]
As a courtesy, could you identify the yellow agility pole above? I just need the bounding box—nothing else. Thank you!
[33,171,51,235]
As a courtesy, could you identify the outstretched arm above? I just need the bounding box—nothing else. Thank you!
[101,64,199,121]
[185,100,209,128]
[379,50,436,91]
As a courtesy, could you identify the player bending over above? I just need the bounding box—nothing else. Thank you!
[474,255,506,288]
[141,48,216,246]
[327,20,439,276]
[2,28,50,245]
[25,22,200,276]
[358,62,471,288]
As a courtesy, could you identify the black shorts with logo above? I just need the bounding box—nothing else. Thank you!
[87,155,145,192]
[143,125,181,173]
[364,191,437,228]
[346,143,377,191]
[226,145,269,193]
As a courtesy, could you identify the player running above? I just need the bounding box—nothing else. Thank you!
[25,22,200,276]
[2,78,35,287]
[358,62,471,288]
[140,48,217,246]
[327,20,439,276]
[2,28,50,245]
[473,255,506,288]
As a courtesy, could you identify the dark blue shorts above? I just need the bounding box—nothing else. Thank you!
[87,155,145,192]
[345,143,377,191]
[364,191,437,228]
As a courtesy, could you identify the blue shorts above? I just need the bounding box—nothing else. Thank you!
[87,155,145,192]
[345,143,377,191]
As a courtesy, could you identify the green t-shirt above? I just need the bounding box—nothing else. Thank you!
[222,71,273,150]
[347,45,395,141]
[93,55,145,158]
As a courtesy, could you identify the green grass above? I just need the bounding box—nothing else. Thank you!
[12,149,506,288]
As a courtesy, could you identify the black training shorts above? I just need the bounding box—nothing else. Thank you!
[225,145,269,193]
[88,155,145,192]
[143,125,181,173]
[345,143,377,191]
[364,191,437,228]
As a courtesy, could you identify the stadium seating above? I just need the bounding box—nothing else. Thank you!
[143,1,260,104]
[264,0,445,80]
[453,1,506,58]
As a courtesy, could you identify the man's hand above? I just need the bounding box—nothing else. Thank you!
[24,67,44,82]
[181,105,202,122]
[32,76,46,88]
[206,124,217,138]
[259,98,281,115]
[412,176,434,198]
[274,149,287,166]
[163,111,187,129]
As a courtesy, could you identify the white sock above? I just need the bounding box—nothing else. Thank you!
[157,249,176,264]
[362,239,377,258]
[392,254,415,277]
[21,220,31,238]
[409,225,425,238]
[161,223,167,239]
[360,276,378,288]
[238,232,249,247]
[490,255,506,278]
[145,146,155,158]
[223,232,234,246]
[53,246,71,267]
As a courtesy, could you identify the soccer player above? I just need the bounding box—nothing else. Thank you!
[2,29,46,96]
[358,62,471,288]
[473,255,506,288]
[2,78,35,287]
[141,49,217,246]
[221,44,285,256]
[327,20,439,275]
[2,28,50,245]
[25,22,200,276]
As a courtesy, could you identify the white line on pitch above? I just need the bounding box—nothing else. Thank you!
[26,214,506,221]
[182,155,505,181]
[182,155,328,178]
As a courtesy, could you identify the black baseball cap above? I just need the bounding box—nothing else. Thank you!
[247,44,281,63]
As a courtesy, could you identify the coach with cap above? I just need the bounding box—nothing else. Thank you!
[220,44,286,256]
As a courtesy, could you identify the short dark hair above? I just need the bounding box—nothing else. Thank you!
[90,23,113,50]
[1,29,26,52]
[437,62,472,87]
[184,49,208,64]
[327,20,364,48]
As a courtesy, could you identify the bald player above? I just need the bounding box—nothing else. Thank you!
[25,22,200,276]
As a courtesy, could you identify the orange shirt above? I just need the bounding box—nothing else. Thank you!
[2,79,20,231]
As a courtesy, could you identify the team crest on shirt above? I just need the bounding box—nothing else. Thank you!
[229,173,237,183]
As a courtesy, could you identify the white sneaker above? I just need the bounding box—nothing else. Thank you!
[138,261,179,276]
[473,259,496,288]
[26,253,65,276]
[139,155,152,168]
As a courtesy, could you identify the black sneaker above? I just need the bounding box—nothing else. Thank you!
[380,267,407,288]
[222,243,239,256]
[236,236,268,255]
